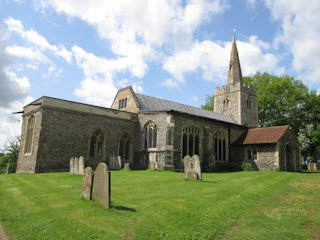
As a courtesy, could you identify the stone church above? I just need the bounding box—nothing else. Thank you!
[16,35,301,173]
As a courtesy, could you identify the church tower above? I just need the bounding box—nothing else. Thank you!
[214,34,258,128]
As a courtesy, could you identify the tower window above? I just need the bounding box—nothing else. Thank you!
[223,98,230,109]
[247,98,251,110]
[119,98,127,109]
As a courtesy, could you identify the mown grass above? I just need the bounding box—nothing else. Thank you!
[0,170,319,240]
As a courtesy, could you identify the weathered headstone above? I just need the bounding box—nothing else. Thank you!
[117,156,122,169]
[79,156,85,175]
[183,155,202,180]
[70,157,74,174]
[94,163,111,208]
[74,157,79,175]
[124,163,130,170]
[81,167,93,200]
[192,155,202,180]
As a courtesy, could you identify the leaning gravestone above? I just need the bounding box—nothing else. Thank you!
[74,157,79,175]
[81,167,93,200]
[94,163,111,208]
[183,155,202,180]
[70,157,74,174]
[79,156,85,175]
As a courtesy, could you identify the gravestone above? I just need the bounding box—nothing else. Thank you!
[94,163,111,208]
[183,155,202,180]
[192,155,202,180]
[79,156,85,175]
[69,157,74,174]
[124,163,130,170]
[117,156,122,169]
[74,157,79,175]
[81,167,93,200]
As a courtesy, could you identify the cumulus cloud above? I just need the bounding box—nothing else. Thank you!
[162,78,180,89]
[5,17,72,63]
[265,0,320,84]
[163,36,280,84]
[35,0,228,90]
[0,30,33,146]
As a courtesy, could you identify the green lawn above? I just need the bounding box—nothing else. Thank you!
[0,170,319,240]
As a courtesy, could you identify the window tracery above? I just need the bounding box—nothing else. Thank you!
[214,129,228,161]
[144,121,157,148]
[182,127,200,157]
[89,130,104,158]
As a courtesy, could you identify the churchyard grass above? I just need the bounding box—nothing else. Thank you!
[0,170,319,239]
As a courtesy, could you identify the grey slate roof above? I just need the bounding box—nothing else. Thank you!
[135,93,238,124]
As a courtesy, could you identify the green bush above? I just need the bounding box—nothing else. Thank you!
[0,153,17,174]
[241,162,255,171]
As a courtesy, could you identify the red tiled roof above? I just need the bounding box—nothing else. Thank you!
[243,125,290,144]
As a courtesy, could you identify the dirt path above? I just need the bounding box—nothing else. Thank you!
[0,221,9,240]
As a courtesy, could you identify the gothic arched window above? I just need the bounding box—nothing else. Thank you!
[24,115,35,154]
[223,98,230,109]
[89,130,104,158]
[182,127,200,158]
[119,133,130,161]
[214,129,228,161]
[145,121,157,148]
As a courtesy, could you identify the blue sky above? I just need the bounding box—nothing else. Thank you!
[1,0,320,146]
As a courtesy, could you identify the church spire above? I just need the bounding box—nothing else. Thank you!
[227,33,243,85]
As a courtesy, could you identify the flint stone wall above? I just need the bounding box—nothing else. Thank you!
[17,104,136,173]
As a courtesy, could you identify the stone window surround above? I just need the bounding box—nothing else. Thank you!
[223,98,230,109]
[89,129,105,159]
[214,129,228,162]
[144,121,157,149]
[118,133,131,161]
[182,126,201,158]
[118,98,128,109]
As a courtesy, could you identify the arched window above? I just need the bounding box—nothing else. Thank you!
[89,130,104,158]
[247,98,251,110]
[119,134,130,161]
[24,115,35,153]
[214,129,228,161]
[145,121,157,148]
[223,98,230,109]
[182,127,200,158]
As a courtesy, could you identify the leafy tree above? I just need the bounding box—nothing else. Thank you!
[0,136,20,173]
[201,95,214,111]
[201,72,320,162]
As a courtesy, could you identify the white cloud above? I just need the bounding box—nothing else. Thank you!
[265,0,320,84]
[5,17,72,63]
[0,31,32,147]
[163,37,280,85]
[5,45,48,62]
[74,78,117,107]
[162,78,180,89]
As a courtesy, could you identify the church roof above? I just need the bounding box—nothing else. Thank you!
[242,125,290,144]
[135,93,238,124]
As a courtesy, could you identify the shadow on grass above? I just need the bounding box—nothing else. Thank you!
[112,205,136,212]
[201,180,218,184]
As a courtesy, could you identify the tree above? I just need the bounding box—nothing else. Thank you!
[201,95,214,111]
[0,136,20,173]
[201,72,320,162]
